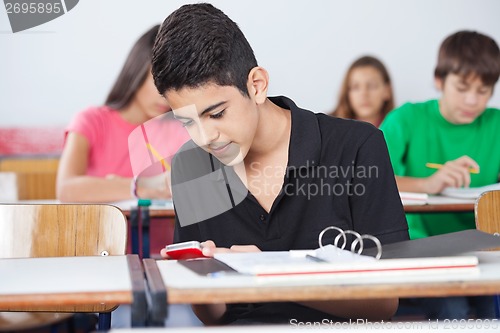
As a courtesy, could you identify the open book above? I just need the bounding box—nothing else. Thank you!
[211,229,500,281]
[213,244,478,281]
[178,229,500,281]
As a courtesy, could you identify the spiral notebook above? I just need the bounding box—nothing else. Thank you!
[179,227,485,280]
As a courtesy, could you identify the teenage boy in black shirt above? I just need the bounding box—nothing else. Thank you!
[154,3,408,325]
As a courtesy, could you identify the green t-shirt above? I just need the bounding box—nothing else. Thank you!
[380,100,500,239]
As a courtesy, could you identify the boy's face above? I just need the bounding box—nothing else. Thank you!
[165,83,259,166]
[435,73,493,125]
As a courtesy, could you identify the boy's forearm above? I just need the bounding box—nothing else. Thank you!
[298,298,399,321]
[57,176,133,202]
[395,176,428,193]
[191,303,227,325]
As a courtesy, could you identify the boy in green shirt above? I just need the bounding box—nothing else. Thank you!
[381,30,500,319]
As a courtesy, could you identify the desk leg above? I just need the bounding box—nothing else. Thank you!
[129,206,151,259]
[141,207,150,259]
[128,255,148,327]
[130,208,139,256]
[495,295,500,318]
[143,258,168,326]
[97,312,111,330]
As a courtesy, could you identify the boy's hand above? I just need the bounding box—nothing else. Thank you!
[160,240,261,259]
[423,155,480,194]
[200,240,261,257]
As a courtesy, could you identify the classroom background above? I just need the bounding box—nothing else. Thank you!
[1,0,499,128]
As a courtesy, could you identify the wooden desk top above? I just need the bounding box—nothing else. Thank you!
[110,199,175,218]
[5,197,475,218]
[403,196,475,214]
[404,202,474,213]
[120,203,473,218]
[121,208,175,218]
[0,200,176,218]
[0,255,145,314]
[145,251,500,305]
[118,196,475,217]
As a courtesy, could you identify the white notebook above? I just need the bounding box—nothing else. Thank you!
[441,183,500,199]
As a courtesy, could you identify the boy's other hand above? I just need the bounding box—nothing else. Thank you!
[200,240,261,257]
[424,155,480,194]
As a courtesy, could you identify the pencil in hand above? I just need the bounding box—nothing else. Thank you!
[425,163,479,174]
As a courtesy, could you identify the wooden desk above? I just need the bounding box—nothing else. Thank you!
[143,251,500,324]
[111,200,175,258]
[112,200,175,218]
[403,196,475,214]
[122,207,175,218]
[5,197,475,217]
[119,199,474,217]
[404,202,474,213]
[0,255,147,327]
[0,199,176,219]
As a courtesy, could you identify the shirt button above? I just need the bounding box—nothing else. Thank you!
[259,214,266,221]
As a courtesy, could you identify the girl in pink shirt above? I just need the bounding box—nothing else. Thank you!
[57,25,188,202]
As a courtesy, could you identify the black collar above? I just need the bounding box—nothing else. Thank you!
[269,96,321,171]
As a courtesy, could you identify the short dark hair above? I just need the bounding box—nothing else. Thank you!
[434,30,500,86]
[152,3,258,97]
[105,25,160,110]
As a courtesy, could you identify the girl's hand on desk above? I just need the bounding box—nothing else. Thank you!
[200,240,261,257]
[135,171,172,199]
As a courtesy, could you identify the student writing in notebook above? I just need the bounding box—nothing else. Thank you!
[154,3,408,325]
[380,30,500,320]
[330,56,394,127]
[57,25,188,202]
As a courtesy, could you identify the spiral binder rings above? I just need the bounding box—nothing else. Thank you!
[317,226,383,259]
[212,226,480,281]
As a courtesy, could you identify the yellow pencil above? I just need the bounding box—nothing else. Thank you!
[146,143,171,171]
[425,163,479,174]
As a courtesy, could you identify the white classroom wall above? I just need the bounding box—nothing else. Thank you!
[1,0,499,126]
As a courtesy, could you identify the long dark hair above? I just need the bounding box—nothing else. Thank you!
[331,56,394,121]
[105,25,160,110]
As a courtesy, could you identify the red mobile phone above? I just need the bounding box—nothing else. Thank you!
[165,241,206,260]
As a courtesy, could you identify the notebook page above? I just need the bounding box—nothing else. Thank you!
[441,183,500,199]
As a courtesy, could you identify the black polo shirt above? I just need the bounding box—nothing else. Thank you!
[171,96,409,323]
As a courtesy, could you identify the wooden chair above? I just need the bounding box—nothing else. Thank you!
[0,204,127,331]
[475,190,500,241]
[475,190,500,318]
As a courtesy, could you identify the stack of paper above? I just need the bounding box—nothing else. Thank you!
[399,192,428,205]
